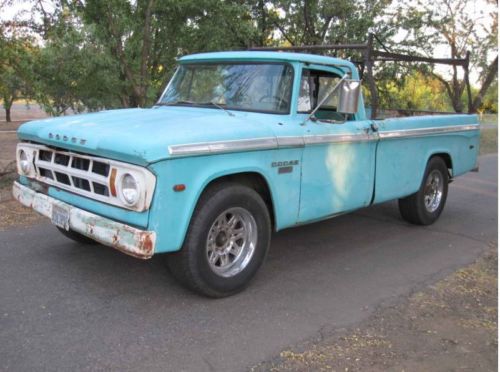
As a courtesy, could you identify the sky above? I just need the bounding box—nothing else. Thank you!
[1,0,36,21]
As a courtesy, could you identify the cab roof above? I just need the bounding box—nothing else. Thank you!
[178,51,356,73]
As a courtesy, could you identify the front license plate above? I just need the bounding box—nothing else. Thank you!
[51,204,70,230]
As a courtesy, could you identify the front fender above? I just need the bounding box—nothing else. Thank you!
[147,148,302,253]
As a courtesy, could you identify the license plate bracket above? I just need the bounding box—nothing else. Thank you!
[51,204,70,231]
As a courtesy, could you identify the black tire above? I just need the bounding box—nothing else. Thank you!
[166,182,271,298]
[398,156,449,225]
[56,227,96,244]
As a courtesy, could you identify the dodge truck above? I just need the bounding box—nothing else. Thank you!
[13,51,480,297]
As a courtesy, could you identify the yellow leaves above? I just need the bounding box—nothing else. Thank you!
[382,71,451,111]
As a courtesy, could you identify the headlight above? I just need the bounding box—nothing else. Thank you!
[121,173,139,205]
[19,150,31,174]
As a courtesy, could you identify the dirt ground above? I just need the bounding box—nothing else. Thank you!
[0,121,22,204]
[253,244,498,372]
[0,199,46,231]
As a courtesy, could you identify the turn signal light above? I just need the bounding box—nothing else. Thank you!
[173,184,186,192]
[109,168,117,196]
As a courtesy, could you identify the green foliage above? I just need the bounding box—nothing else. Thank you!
[0,32,34,121]
[479,81,498,113]
[392,0,498,113]
[32,19,123,115]
[268,0,395,62]
[377,70,452,111]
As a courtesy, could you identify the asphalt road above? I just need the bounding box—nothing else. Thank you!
[1,154,497,372]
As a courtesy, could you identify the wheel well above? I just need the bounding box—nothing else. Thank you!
[431,153,453,177]
[204,172,276,228]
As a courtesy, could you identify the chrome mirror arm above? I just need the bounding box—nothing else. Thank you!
[301,74,348,126]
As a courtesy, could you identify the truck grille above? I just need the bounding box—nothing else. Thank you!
[35,148,111,197]
[18,142,156,212]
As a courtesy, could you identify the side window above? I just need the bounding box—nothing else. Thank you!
[297,68,341,113]
[318,76,340,109]
[298,70,314,112]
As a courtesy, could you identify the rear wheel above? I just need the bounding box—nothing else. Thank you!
[56,227,96,244]
[166,183,271,298]
[398,157,449,225]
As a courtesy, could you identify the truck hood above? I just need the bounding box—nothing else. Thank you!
[17,107,277,166]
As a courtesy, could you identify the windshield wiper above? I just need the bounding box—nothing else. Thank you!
[156,100,235,117]
[202,101,235,117]
[156,100,196,106]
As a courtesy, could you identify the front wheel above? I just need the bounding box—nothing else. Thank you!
[398,157,449,225]
[166,183,271,297]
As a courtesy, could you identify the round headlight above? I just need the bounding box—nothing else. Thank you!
[121,173,139,205]
[19,150,31,174]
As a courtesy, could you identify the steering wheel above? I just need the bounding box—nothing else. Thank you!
[259,95,289,108]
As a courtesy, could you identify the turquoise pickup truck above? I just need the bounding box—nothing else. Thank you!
[13,51,479,297]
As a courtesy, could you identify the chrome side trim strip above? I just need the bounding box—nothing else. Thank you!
[168,124,478,156]
[168,137,278,156]
[276,136,305,148]
[304,133,373,145]
[168,133,375,156]
[379,124,479,140]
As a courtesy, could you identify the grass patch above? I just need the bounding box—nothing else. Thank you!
[480,113,498,125]
[480,127,498,154]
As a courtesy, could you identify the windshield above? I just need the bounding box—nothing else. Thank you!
[159,63,294,114]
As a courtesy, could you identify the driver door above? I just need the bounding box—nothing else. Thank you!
[297,65,377,222]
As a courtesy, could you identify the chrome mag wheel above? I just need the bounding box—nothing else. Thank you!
[206,207,258,278]
[424,169,444,213]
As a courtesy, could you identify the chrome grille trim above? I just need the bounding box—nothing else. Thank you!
[16,143,156,212]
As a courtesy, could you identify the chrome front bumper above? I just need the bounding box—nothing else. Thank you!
[12,181,156,259]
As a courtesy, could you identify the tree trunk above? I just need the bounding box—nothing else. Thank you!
[138,0,156,106]
[3,96,14,122]
[451,95,464,113]
[470,56,499,113]
[365,34,379,119]
[257,0,266,46]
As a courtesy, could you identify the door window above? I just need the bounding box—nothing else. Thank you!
[298,69,341,113]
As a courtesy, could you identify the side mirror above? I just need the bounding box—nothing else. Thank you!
[338,80,361,115]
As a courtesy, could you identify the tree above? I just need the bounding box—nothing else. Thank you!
[32,15,123,115]
[478,81,498,113]
[267,0,393,48]
[395,0,498,113]
[378,70,453,111]
[3,0,494,116]
[0,30,34,122]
